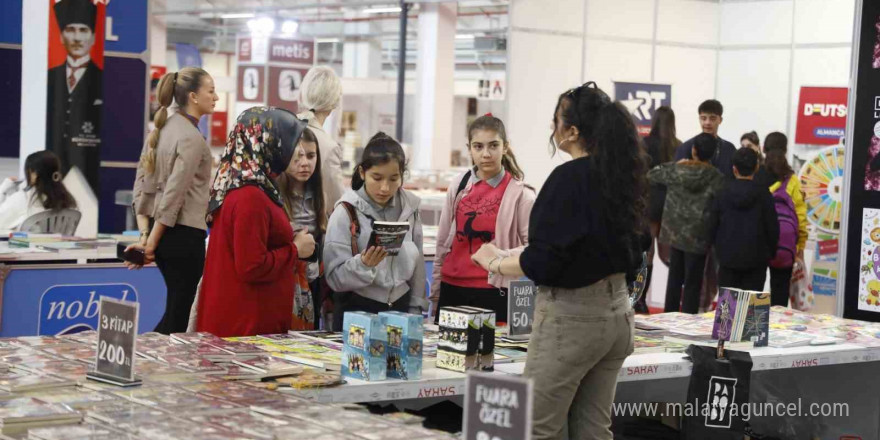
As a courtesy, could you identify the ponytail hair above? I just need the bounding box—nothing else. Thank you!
[141,67,210,174]
[763,131,793,180]
[24,151,76,211]
[352,132,407,190]
[553,82,648,245]
[467,114,525,180]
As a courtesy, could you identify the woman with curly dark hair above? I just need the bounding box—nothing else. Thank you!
[472,82,649,439]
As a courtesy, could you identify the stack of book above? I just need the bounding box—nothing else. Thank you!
[712,288,771,347]
[0,397,81,434]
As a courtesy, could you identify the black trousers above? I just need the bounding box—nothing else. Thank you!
[332,291,409,332]
[153,225,206,335]
[434,282,509,325]
[769,266,794,307]
[665,248,706,314]
[718,266,767,292]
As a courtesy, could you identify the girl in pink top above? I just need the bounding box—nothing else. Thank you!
[431,115,536,322]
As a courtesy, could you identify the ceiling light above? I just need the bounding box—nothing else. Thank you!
[455,34,475,40]
[316,38,341,44]
[247,17,275,35]
[281,20,299,35]
[364,7,402,14]
[220,13,255,19]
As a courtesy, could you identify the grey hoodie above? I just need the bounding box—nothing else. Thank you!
[323,188,428,312]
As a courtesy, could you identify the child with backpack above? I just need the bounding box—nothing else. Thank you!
[430,114,536,323]
[649,133,726,314]
[763,132,808,306]
[323,133,429,331]
[707,148,779,291]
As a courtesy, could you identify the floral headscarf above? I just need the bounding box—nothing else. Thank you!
[207,107,308,221]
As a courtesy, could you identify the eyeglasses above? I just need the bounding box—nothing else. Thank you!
[563,81,598,99]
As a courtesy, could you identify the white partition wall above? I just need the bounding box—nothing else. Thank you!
[717,0,855,140]
[506,0,585,190]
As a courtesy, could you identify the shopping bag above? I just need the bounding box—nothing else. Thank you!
[681,345,753,440]
[789,260,813,312]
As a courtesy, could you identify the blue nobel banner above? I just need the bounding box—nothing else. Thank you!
[39,284,139,335]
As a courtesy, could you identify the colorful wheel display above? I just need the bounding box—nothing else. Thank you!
[798,145,845,233]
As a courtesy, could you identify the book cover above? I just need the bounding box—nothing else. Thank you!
[742,292,771,347]
[367,222,410,256]
[341,312,387,381]
[768,329,815,348]
[230,356,303,376]
[712,288,738,341]
[379,311,424,380]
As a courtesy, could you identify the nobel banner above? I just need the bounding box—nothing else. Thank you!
[46,0,106,195]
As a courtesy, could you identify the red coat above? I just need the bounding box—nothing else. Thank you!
[197,185,298,337]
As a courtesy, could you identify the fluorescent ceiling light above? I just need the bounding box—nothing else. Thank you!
[247,17,276,34]
[282,20,299,34]
[316,38,341,44]
[364,7,402,14]
[221,13,256,19]
[455,34,475,40]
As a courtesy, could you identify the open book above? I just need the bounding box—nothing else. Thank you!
[367,221,410,255]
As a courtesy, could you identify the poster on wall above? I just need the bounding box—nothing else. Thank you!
[614,82,671,137]
[267,66,309,112]
[795,87,848,145]
[858,208,880,311]
[46,0,106,195]
[840,0,880,321]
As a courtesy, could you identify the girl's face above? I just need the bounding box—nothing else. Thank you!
[360,161,402,206]
[469,129,506,177]
[285,140,318,183]
[190,75,219,116]
[552,104,577,154]
[741,139,760,154]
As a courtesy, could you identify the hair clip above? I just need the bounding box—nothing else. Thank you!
[484,112,493,117]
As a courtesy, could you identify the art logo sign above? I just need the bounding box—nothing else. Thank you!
[614,82,672,137]
[38,284,138,336]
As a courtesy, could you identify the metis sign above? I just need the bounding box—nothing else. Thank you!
[795,87,849,145]
[269,38,314,64]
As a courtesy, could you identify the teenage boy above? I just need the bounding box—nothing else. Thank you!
[707,148,779,291]
[674,99,737,179]
[649,133,725,313]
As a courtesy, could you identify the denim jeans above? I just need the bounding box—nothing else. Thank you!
[524,273,634,440]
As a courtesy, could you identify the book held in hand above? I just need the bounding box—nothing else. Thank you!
[367,222,410,255]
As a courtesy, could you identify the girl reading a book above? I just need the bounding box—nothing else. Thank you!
[430,114,536,322]
[323,132,429,331]
[197,107,317,337]
[471,83,649,440]
[276,128,328,331]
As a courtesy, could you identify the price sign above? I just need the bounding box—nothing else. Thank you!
[463,372,533,440]
[508,280,536,337]
[89,297,140,385]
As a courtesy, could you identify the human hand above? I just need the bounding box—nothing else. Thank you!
[123,242,155,270]
[293,229,316,258]
[361,246,388,267]
[471,243,501,271]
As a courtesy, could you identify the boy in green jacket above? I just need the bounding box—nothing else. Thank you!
[648,133,725,314]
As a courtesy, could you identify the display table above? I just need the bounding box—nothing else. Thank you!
[0,243,166,337]
[280,342,880,437]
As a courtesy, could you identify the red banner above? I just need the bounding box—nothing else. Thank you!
[795,87,848,145]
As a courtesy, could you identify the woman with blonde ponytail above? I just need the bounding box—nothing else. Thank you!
[296,66,345,212]
[430,114,535,321]
[129,67,218,334]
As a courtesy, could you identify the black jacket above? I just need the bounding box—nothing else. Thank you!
[46,61,103,194]
[707,178,780,269]
[674,135,737,179]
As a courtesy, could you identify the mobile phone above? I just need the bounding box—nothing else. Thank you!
[117,243,145,265]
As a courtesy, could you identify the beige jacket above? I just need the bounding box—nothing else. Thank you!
[299,112,345,215]
[132,113,212,231]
